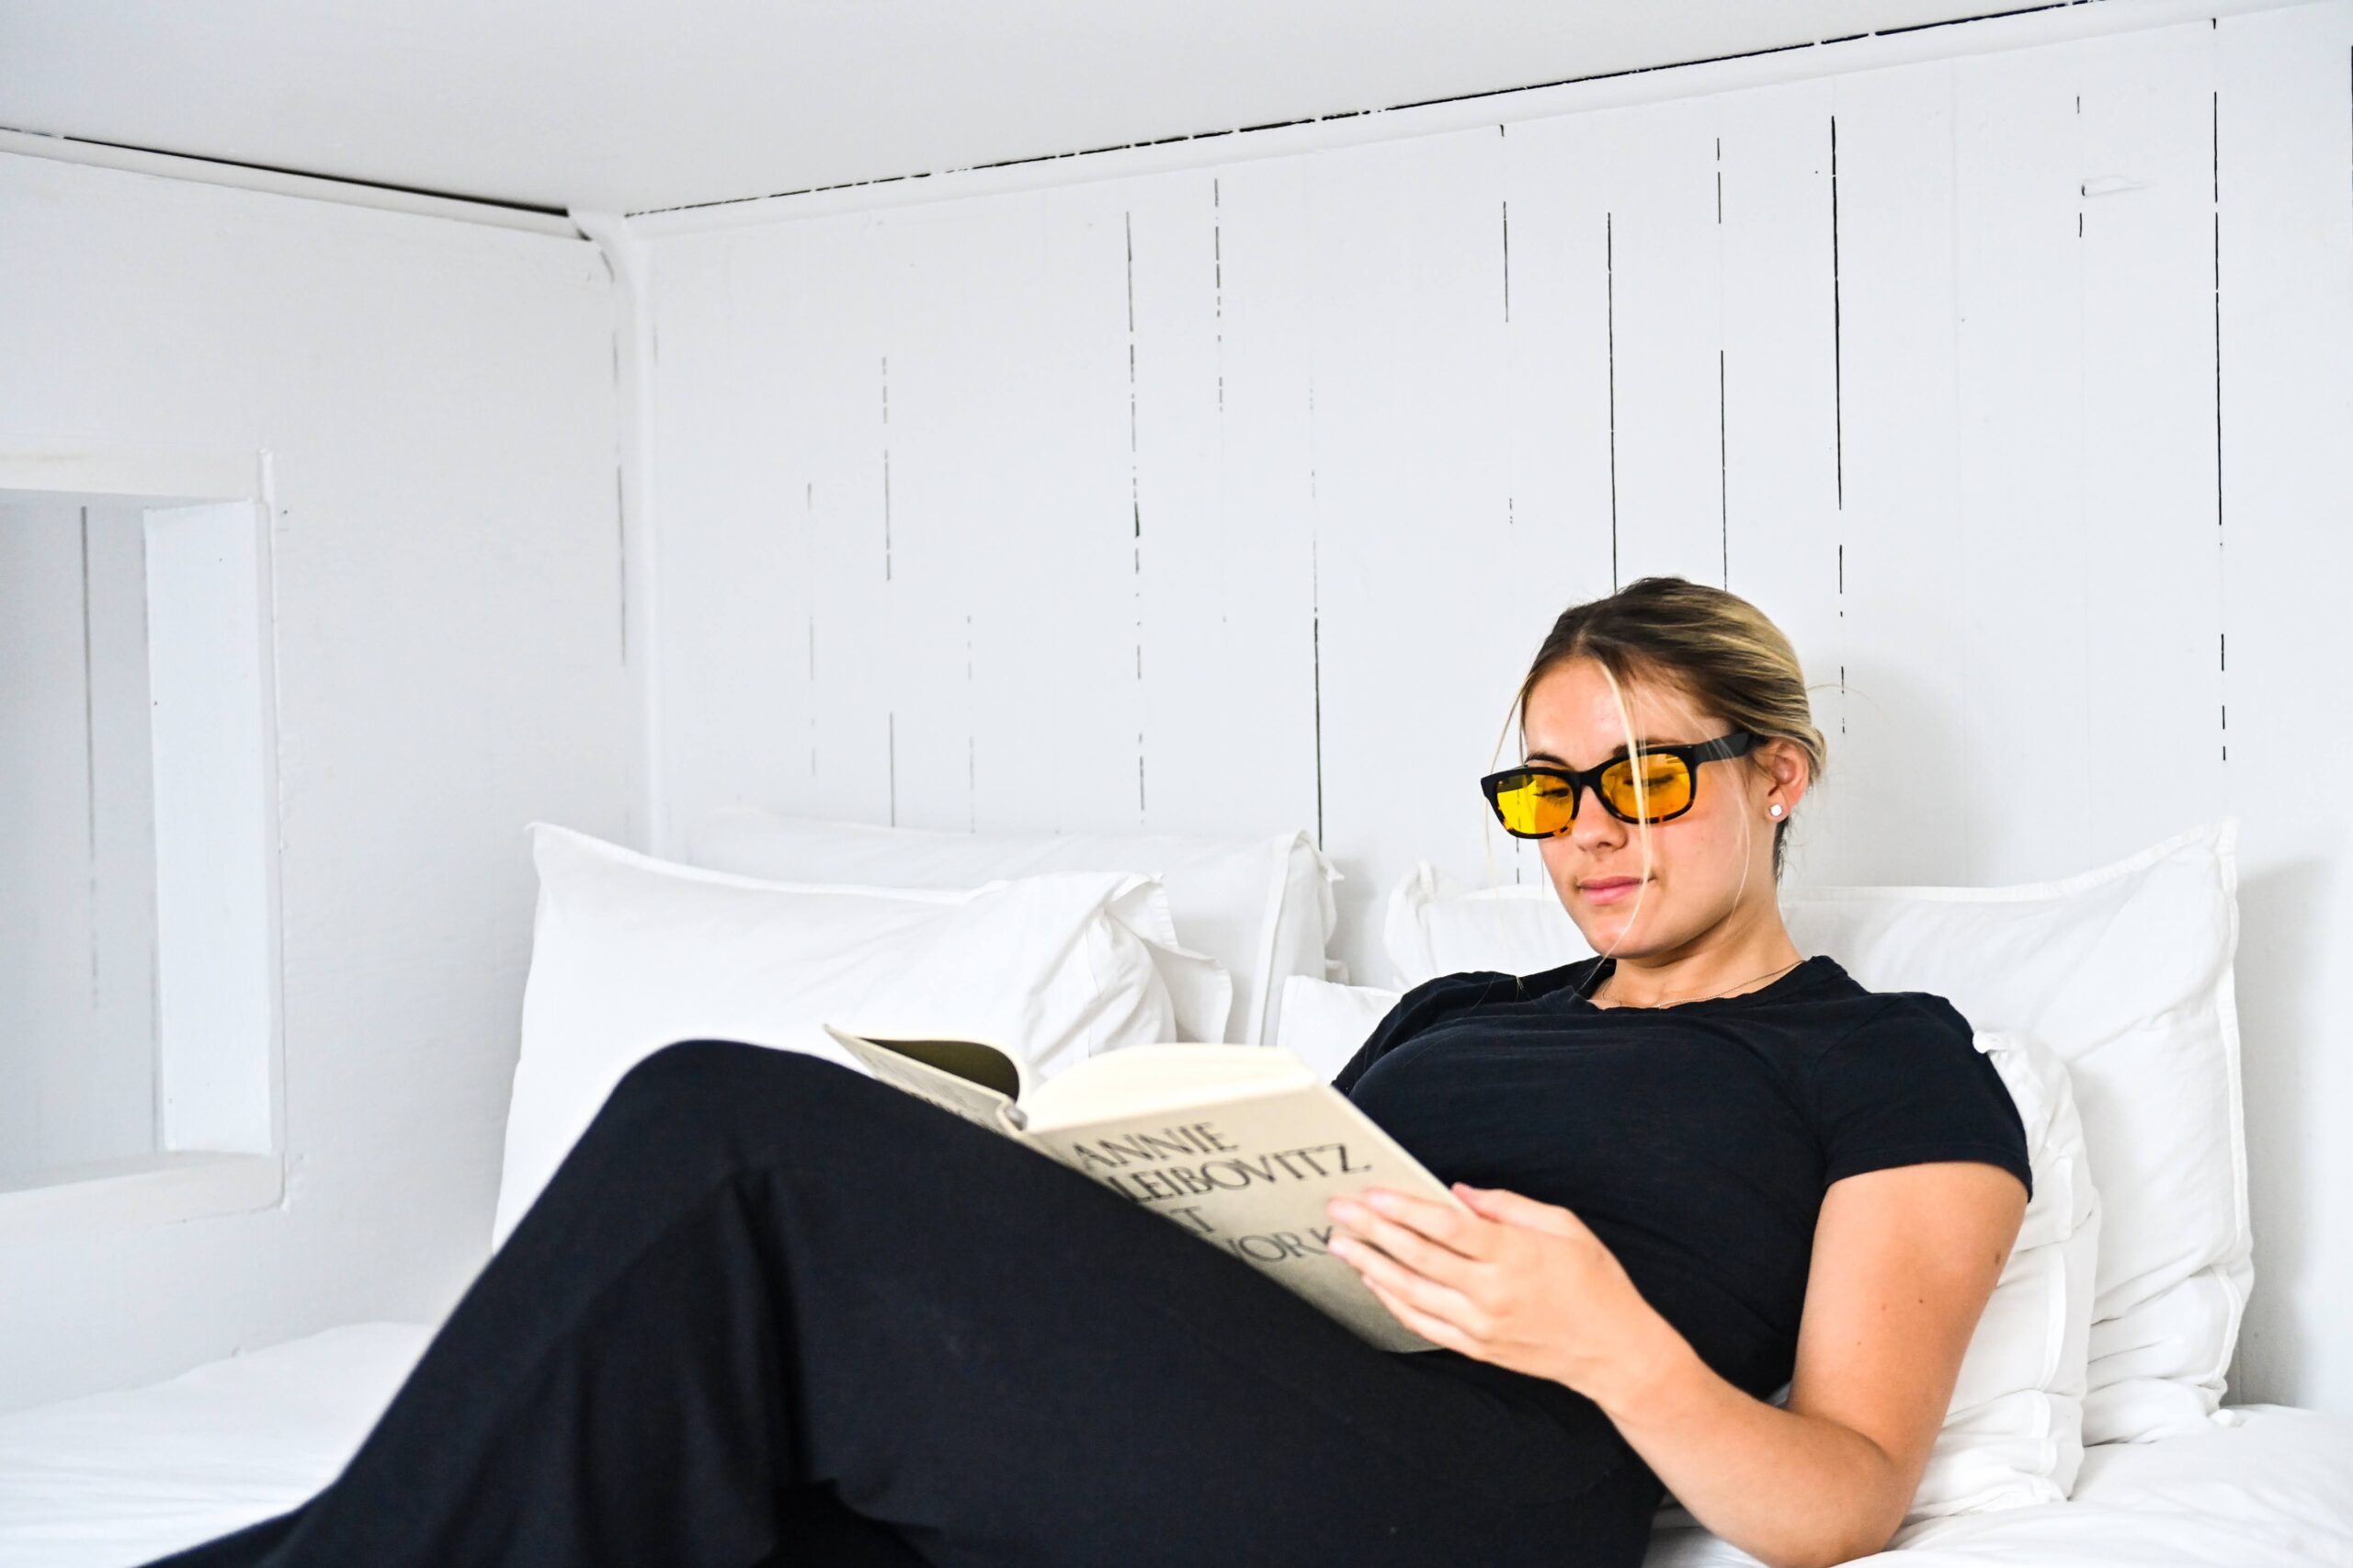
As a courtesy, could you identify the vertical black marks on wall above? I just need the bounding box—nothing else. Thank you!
[2076,97,2086,240]
[1829,114,1845,512]
[2211,91,2223,528]
[1126,209,1142,546]
[1311,528,1324,851]
[1126,208,1145,821]
[1213,177,1225,415]
[2212,85,2226,766]
[1606,211,1620,591]
[1501,199,1511,324]
[1308,376,1324,850]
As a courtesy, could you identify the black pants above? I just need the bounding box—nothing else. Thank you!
[142,1040,1664,1567]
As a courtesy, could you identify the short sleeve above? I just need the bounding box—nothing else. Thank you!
[1810,994,2034,1201]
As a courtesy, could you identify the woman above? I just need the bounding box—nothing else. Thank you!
[147,575,2029,1568]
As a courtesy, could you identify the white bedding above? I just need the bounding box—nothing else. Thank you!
[1649,1404,2353,1566]
[1,1323,2347,1567]
[0,1323,431,1568]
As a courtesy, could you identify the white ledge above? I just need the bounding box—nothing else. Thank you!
[0,441,263,503]
[0,1153,284,1244]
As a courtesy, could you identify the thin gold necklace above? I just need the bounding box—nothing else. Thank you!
[1591,954,1806,1010]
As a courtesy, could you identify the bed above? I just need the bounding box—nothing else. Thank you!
[0,1317,2346,1567]
[7,815,2346,1565]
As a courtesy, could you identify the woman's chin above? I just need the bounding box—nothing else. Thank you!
[1572,901,1658,953]
[1556,881,1657,951]
[1569,913,1634,953]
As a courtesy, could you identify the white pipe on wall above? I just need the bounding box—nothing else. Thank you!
[569,210,665,857]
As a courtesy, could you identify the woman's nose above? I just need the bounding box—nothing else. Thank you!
[1566,780,1625,841]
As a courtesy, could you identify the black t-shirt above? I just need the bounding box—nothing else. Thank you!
[1332,952,2031,1444]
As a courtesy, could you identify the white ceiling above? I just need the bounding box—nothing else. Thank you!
[1,1,2077,216]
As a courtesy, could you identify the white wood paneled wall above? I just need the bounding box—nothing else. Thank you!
[649,7,2342,970]
[643,4,2351,1405]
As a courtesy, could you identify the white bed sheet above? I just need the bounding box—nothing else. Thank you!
[1649,1402,2353,1567]
[0,1322,431,1568]
[2,1322,2347,1567]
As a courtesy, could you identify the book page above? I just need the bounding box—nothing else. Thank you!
[1019,1042,1307,1127]
[824,1026,1026,1131]
[1019,1080,1469,1353]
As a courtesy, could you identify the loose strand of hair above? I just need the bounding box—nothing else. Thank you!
[1586,657,1652,997]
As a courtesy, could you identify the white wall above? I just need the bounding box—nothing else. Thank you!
[0,153,638,1409]
[635,5,2353,1415]
[0,500,156,1180]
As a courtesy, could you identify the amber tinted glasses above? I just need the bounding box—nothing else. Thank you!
[1480,730,1760,835]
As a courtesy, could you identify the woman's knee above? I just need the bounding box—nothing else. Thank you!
[609,1038,858,1116]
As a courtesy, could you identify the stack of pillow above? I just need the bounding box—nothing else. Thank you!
[1282,818,2246,1534]
[687,806,1343,1046]
[491,812,1341,1250]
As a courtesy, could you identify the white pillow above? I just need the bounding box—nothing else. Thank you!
[493,824,1215,1247]
[1278,976,2099,1520]
[1381,862,1595,983]
[1897,1028,2100,1517]
[1382,818,2247,1447]
[688,806,1336,1046]
[1275,973,1404,1081]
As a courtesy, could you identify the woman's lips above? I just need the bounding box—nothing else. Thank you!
[1580,877,1644,905]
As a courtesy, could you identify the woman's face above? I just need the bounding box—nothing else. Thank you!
[1521,658,1802,960]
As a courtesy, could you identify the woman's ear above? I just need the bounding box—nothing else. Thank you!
[1759,739,1810,813]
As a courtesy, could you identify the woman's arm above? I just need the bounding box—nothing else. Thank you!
[1327,1158,2024,1568]
[1594,1158,2024,1565]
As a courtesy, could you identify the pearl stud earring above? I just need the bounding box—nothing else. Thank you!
[1769,803,1784,817]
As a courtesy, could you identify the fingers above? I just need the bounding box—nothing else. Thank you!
[1327,1201,1473,1285]
[1331,1228,1491,1338]
[1330,1187,1492,1262]
[1361,1276,1475,1352]
[1454,1181,1584,1239]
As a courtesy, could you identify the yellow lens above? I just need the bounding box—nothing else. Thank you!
[1600,755,1691,821]
[1495,773,1576,835]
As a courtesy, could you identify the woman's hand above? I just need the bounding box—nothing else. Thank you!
[1325,1182,1672,1400]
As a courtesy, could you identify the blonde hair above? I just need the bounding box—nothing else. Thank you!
[1488,576,1827,966]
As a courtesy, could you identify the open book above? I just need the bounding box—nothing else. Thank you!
[821,1025,1470,1353]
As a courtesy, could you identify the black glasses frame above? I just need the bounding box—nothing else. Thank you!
[1479,730,1760,835]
